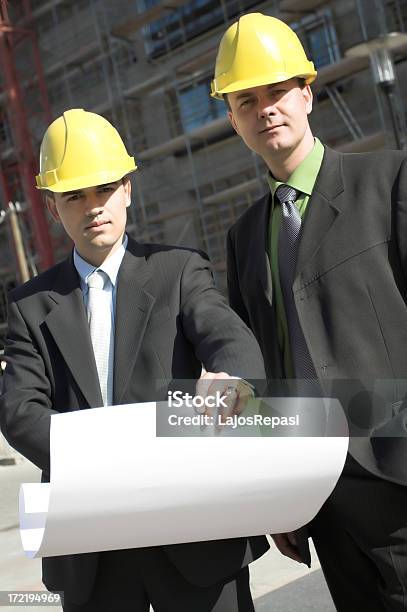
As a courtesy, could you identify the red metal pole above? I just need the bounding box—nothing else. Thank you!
[22,0,52,124]
[0,0,54,271]
[0,162,11,203]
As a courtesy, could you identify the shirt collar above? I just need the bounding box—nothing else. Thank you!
[73,234,128,289]
[267,137,324,198]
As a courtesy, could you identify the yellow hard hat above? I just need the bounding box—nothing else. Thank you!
[35,108,137,193]
[211,13,317,100]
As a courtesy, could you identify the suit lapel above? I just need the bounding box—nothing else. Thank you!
[294,146,344,291]
[44,256,103,408]
[251,194,273,303]
[113,240,155,404]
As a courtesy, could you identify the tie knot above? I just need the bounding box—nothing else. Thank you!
[87,270,107,290]
[275,185,299,205]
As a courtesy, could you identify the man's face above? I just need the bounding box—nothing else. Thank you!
[46,179,131,266]
[227,78,313,160]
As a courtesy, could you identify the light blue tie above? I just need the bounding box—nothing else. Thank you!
[87,270,114,406]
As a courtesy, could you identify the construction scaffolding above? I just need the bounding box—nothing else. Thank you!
[0,0,407,345]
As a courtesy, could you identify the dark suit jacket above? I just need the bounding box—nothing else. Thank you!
[0,238,268,605]
[227,145,407,487]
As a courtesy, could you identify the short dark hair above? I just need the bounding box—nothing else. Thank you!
[42,175,130,201]
[43,189,55,202]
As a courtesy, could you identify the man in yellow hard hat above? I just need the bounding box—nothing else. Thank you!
[212,12,407,612]
[0,108,268,611]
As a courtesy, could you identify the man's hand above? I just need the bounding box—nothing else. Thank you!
[196,372,253,420]
[272,532,303,563]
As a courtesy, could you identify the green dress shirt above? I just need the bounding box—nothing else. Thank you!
[267,138,324,377]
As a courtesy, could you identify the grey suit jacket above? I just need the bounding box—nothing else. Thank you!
[0,238,268,604]
[227,145,407,486]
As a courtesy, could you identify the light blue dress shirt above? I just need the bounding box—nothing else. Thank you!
[73,234,128,329]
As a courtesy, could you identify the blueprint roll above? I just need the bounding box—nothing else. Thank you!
[20,400,348,558]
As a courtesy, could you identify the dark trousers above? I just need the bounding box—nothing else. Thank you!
[310,455,407,611]
[62,547,254,612]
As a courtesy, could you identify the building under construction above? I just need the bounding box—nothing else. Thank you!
[1,0,407,345]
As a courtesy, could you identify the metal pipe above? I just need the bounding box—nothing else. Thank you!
[383,84,407,149]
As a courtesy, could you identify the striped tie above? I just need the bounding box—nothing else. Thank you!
[87,270,114,406]
[276,184,317,380]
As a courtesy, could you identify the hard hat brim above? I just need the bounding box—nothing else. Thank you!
[211,71,317,100]
[36,164,137,193]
